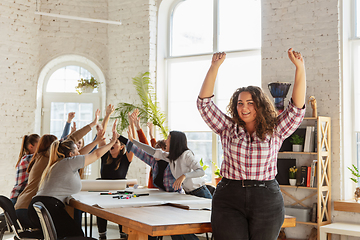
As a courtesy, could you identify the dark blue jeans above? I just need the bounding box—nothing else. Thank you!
[211,178,284,240]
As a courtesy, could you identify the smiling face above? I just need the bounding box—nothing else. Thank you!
[237,91,257,125]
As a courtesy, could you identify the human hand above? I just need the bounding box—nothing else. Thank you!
[110,120,118,144]
[147,122,154,139]
[211,52,226,69]
[90,109,100,128]
[70,122,77,134]
[67,112,75,123]
[172,175,186,191]
[105,104,115,116]
[288,48,304,68]
[130,109,141,130]
[127,126,134,142]
[95,125,105,143]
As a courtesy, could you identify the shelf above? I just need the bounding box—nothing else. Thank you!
[296,221,317,226]
[280,185,317,190]
[278,151,317,155]
[334,200,360,213]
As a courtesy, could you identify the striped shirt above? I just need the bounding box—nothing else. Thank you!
[197,96,305,181]
[10,154,32,199]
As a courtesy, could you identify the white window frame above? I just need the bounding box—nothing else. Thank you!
[35,55,106,180]
[157,0,261,183]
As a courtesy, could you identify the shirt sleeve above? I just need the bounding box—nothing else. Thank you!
[126,141,157,169]
[276,99,306,139]
[67,125,91,143]
[67,155,85,172]
[132,140,170,162]
[183,151,205,179]
[137,129,149,145]
[197,96,235,135]
[61,122,71,140]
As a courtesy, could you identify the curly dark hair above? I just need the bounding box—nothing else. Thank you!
[226,86,278,140]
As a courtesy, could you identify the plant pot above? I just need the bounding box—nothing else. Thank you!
[215,177,222,186]
[292,144,303,152]
[81,86,94,93]
[289,179,296,186]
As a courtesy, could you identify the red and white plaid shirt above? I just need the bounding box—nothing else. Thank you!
[197,96,305,181]
[10,154,32,199]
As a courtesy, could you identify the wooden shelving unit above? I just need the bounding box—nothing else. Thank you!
[279,116,331,238]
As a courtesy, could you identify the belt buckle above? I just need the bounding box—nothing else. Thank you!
[259,182,266,187]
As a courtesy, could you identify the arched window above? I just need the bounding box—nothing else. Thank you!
[158,0,261,183]
[36,55,106,179]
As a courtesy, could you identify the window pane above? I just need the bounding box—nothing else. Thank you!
[219,0,261,51]
[217,54,261,112]
[185,132,212,183]
[46,66,97,93]
[357,0,360,37]
[172,0,213,56]
[168,59,212,131]
[50,102,93,144]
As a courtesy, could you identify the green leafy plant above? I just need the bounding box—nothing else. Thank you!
[113,72,168,137]
[289,166,297,179]
[290,134,304,145]
[199,158,209,171]
[212,161,222,178]
[75,76,101,94]
[348,164,360,183]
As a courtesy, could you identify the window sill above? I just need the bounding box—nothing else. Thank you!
[334,200,360,213]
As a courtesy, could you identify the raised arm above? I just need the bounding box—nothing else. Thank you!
[60,112,75,140]
[68,109,100,143]
[130,109,149,145]
[102,104,115,131]
[288,48,306,108]
[199,52,226,98]
[79,124,103,155]
[84,121,117,167]
[147,122,157,148]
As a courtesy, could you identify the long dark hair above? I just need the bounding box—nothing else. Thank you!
[27,134,57,173]
[16,134,40,167]
[106,142,126,170]
[227,86,277,141]
[168,131,191,161]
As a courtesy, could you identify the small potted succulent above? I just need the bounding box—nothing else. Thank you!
[289,166,297,186]
[75,76,101,94]
[348,164,360,202]
[212,161,222,186]
[290,134,304,152]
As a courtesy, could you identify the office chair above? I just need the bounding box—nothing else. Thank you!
[32,202,97,240]
[0,195,43,240]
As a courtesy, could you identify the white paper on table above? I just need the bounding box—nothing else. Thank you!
[71,188,211,210]
[81,179,137,191]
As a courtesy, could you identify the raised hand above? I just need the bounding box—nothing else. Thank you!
[130,109,141,130]
[95,125,106,143]
[105,104,115,116]
[70,122,77,134]
[288,48,304,68]
[90,109,100,128]
[211,52,226,69]
[127,126,134,142]
[147,122,154,139]
[111,120,119,144]
[67,112,75,123]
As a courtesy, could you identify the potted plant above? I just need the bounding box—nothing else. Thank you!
[348,164,360,202]
[289,166,297,186]
[290,134,304,152]
[75,76,101,95]
[112,72,168,137]
[212,161,222,186]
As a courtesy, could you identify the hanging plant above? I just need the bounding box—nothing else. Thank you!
[75,77,101,94]
[113,72,168,138]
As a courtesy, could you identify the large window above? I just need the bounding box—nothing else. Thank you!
[163,0,261,183]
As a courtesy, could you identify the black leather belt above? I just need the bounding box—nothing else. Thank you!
[241,179,274,187]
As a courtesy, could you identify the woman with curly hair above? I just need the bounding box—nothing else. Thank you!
[197,48,306,240]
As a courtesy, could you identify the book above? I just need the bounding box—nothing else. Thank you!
[310,202,317,223]
[300,166,308,186]
[304,126,312,152]
[306,166,311,187]
[310,160,317,188]
[309,126,315,152]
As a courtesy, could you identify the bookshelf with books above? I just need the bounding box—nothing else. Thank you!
[277,116,331,238]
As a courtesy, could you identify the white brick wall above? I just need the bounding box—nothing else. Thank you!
[0,0,357,238]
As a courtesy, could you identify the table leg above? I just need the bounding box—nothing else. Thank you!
[84,212,88,236]
[90,214,93,237]
[123,226,148,240]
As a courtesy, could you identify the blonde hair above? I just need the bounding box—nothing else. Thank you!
[39,140,76,186]
[16,134,40,167]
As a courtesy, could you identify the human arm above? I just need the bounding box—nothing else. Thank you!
[84,121,117,167]
[198,52,226,98]
[79,124,104,155]
[128,110,137,141]
[67,109,100,143]
[60,112,75,140]
[147,122,157,147]
[101,104,115,132]
[288,48,306,108]
[172,151,205,190]
[129,110,150,145]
